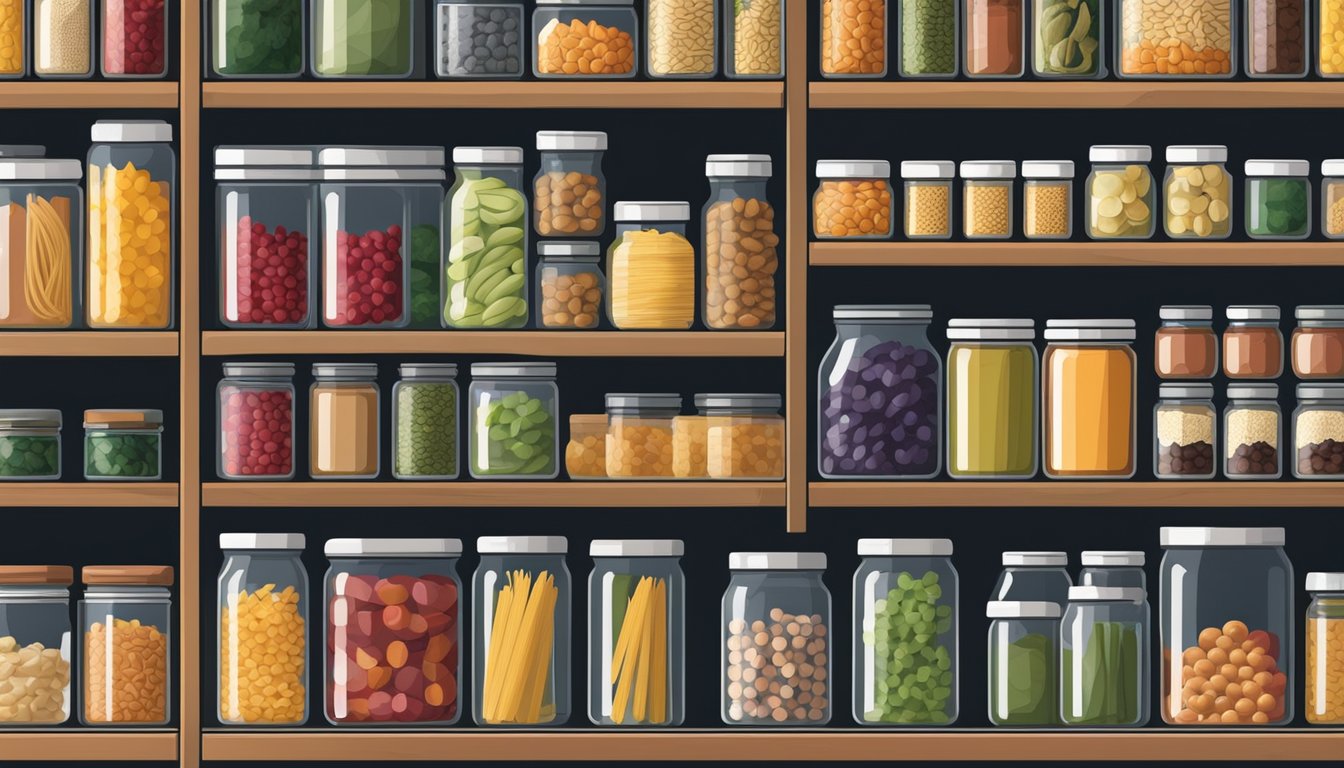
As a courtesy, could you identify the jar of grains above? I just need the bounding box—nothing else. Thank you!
[1033,0,1100,76]
[1022,161,1073,239]
[536,242,604,329]
[0,409,61,480]
[1245,0,1307,77]
[312,0,418,77]
[534,131,607,238]
[1306,572,1344,724]
[1118,0,1234,76]
[646,0,717,78]
[1292,305,1344,379]
[1155,305,1218,379]
[986,600,1061,726]
[702,393,784,479]
[607,201,695,329]
[565,414,607,477]
[532,0,638,77]
[101,0,168,77]
[702,154,778,330]
[79,565,172,726]
[902,160,955,239]
[84,409,163,480]
[217,362,296,480]
[1163,145,1232,239]
[1224,384,1282,479]
[726,0,784,78]
[0,566,73,726]
[672,396,709,478]
[434,0,525,78]
[210,0,304,76]
[813,160,894,239]
[946,318,1038,479]
[392,363,459,480]
[1322,160,1344,238]
[34,0,92,76]
[1154,383,1217,480]
[469,362,560,479]
[899,0,957,77]
[605,393,680,479]
[309,363,380,479]
[1245,159,1311,240]
[1043,319,1137,478]
[0,158,82,328]
[964,0,1024,77]
[820,0,887,76]
[961,161,1015,238]
[446,146,527,329]
[1061,587,1150,726]
[1293,384,1344,479]
[1223,305,1283,379]
[1085,145,1155,239]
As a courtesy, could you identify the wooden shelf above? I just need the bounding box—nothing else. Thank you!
[809,81,1344,109]
[809,241,1344,267]
[201,331,784,357]
[0,81,178,109]
[0,332,178,357]
[810,481,1344,508]
[204,481,784,508]
[201,729,1344,762]
[203,81,784,109]
[0,730,177,761]
[0,483,179,507]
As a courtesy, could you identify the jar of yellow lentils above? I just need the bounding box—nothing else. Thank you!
[86,120,175,329]
[218,532,308,726]
[1321,160,1344,239]
[960,160,1015,239]
[702,393,784,479]
[1022,160,1073,239]
[1306,571,1344,724]
[672,396,709,478]
[605,393,680,478]
[565,414,607,478]
[901,160,954,240]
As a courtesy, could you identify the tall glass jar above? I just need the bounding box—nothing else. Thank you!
[468,362,559,479]
[899,0,956,77]
[1224,305,1283,379]
[533,0,638,77]
[1245,159,1311,240]
[986,600,1060,726]
[1164,145,1231,239]
[536,242,604,329]
[0,159,82,328]
[324,538,463,726]
[0,409,61,480]
[310,363,380,479]
[961,160,1015,238]
[992,552,1072,603]
[445,146,528,329]
[1159,527,1293,725]
[434,0,525,78]
[1118,0,1234,76]
[605,393,679,479]
[964,0,1024,77]
[607,201,694,330]
[819,305,942,479]
[1085,145,1154,239]
[0,566,72,725]
[1021,161,1073,239]
[722,552,831,725]
[1155,305,1218,379]
[726,0,784,77]
[1293,383,1344,479]
[218,532,308,726]
[588,539,685,726]
[1080,551,1147,591]
[473,536,571,726]
[218,362,296,480]
[211,0,303,76]
[83,409,163,480]
[78,565,172,726]
[1306,572,1344,724]
[1033,0,1100,76]
[534,131,606,238]
[1293,305,1344,379]
[820,0,887,76]
[646,0,717,78]
[34,0,92,76]
[1061,587,1149,726]
[1154,383,1216,480]
[312,0,418,77]
[853,539,958,726]
[1245,0,1308,77]
[703,154,777,331]
[1043,319,1137,478]
[702,393,784,479]
[0,0,26,77]
[392,363,459,480]
[902,160,955,239]
[1225,384,1282,479]
[946,318,1038,479]
[101,0,167,77]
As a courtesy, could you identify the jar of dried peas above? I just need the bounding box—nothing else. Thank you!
[605,393,680,478]
[813,160,893,239]
[702,393,784,479]
[901,160,954,239]
[78,565,173,726]
[1306,571,1344,724]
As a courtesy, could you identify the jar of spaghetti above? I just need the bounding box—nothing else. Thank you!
[606,393,680,479]
[902,160,954,240]
[702,393,784,479]
[218,362,296,480]
[1044,319,1136,478]
[0,159,81,328]
[672,397,709,478]
[1155,305,1217,379]
[1292,305,1344,379]
[820,0,887,77]
[309,363,380,479]
[1224,305,1283,379]
[565,414,607,478]
[607,201,694,330]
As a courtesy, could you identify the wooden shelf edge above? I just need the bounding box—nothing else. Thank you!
[809,81,1344,109]
[809,481,1344,508]
[0,82,179,109]
[0,483,179,507]
[203,482,786,508]
[0,730,178,761]
[203,81,785,109]
[808,242,1344,267]
[0,332,179,356]
[201,331,785,357]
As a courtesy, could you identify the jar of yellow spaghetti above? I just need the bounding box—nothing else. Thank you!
[0,159,81,328]
[86,120,175,329]
[1044,319,1137,478]
[607,201,693,330]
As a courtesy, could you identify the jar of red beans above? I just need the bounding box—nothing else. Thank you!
[217,362,296,480]
[216,146,318,329]
[101,0,167,77]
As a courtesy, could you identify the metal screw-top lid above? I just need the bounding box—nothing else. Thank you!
[536,131,608,151]
[706,154,771,178]
[477,536,567,554]
[1227,384,1278,400]
[729,552,827,570]
[833,304,932,320]
[1226,305,1280,321]
[538,241,601,257]
[1244,159,1309,177]
[815,159,890,179]
[220,533,306,550]
[452,146,524,165]
[312,363,378,380]
[399,363,458,379]
[1160,305,1213,321]
[613,201,690,222]
[471,362,557,378]
[605,393,682,411]
[1159,383,1214,399]
[1306,572,1344,591]
[0,159,82,181]
[695,393,782,412]
[590,539,685,557]
[223,362,296,379]
[1044,319,1136,342]
[1003,551,1067,566]
[0,409,62,429]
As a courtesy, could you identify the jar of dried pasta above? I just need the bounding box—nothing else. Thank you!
[960,160,1015,239]
[813,160,893,239]
[672,397,709,478]
[0,158,81,328]
[565,414,607,478]
[702,393,784,479]
[901,160,954,239]
[607,201,694,329]
[606,393,680,478]
[1022,160,1073,239]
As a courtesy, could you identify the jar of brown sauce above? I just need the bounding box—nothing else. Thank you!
[1292,305,1344,379]
[1155,305,1217,379]
[1224,305,1283,379]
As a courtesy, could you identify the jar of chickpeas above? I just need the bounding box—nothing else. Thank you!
[701,393,784,479]
[812,160,893,239]
[605,393,680,478]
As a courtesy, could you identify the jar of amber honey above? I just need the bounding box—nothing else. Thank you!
[1155,305,1217,379]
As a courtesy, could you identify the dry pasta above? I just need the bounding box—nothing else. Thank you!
[609,576,668,724]
[482,570,559,725]
[24,195,72,324]
[608,230,693,329]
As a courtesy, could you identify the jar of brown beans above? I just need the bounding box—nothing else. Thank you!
[606,393,681,478]
[534,130,607,237]
[536,242,604,329]
[812,160,894,239]
[702,154,778,330]
[701,393,784,479]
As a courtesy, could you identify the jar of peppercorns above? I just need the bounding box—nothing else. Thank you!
[605,393,681,479]
[217,362,296,481]
[700,393,784,479]
[78,565,173,726]
[534,131,607,238]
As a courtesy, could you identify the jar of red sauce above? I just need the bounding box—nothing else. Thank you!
[1224,305,1283,380]
[1292,305,1344,379]
[1155,305,1217,379]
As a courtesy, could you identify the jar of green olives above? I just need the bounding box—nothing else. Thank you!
[0,409,62,480]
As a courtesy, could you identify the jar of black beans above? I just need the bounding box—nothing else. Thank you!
[436,1,524,78]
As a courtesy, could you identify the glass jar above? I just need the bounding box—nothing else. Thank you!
[101,0,167,77]
[468,362,560,479]
[446,146,527,329]
[87,121,175,329]
[722,552,832,725]
[1163,145,1231,239]
[324,538,463,726]
[1061,587,1149,727]
[312,0,417,77]
[588,539,685,726]
[672,396,708,478]
[1293,383,1344,479]
[853,539,958,726]
[1225,384,1282,479]
[1159,527,1293,725]
[0,409,61,480]
[1021,161,1073,239]
[218,533,308,725]
[78,565,172,726]
[34,0,92,76]
[435,0,524,78]
[1224,305,1283,379]
[1292,305,1344,379]
[726,0,784,77]
[1043,319,1137,478]
[1155,305,1217,379]
[1323,0,1344,75]
[1033,0,1100,76]
[211,0,304,76]
[647,0,717,77]
[1246,0,1307,77]
[83,409,162,480]
[960,161,1015,238]
[813,160,894,239]
[0,159,82,328]
[1326,160,1344,238]
[986,600,1060,726]
[310,363,380,479]
[702,393,784,479]
[473,535,571,726]
[1080,551,1147,591]
[607,201,694,330]
[1154,383,1216,480]
[605,393,679,479]
[565,414,607,478]
[820,0,887,76]
[392,363,459,480]
[898,0,956,76]
[0,0,26,77]
[819,305,942,479]
[218,362,296,480]
[537,243,604,329]
[964,0,1024,77]
[703,154,778,331]
[1306,572,1344,724]
[0,566,72,725]
[533,0,638,77]
[1245,159,1311,239]
[1085,145,1154,239]
[902,160,954,239]
[215,146,318,329]
[534,131,606,238]
[1118,0,1234,76]
[946,318,1038,479]
[992,552,1072,603]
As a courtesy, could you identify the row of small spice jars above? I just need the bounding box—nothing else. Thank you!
[1157,305,1344,380]
[0,564,172,726]
[0,0,167,79]
[0,408,163,480]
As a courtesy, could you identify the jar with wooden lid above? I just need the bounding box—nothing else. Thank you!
[79,565,172,726]
[310,363,379,479]
[1292,305,1344,379]
[1155,305,1218,379]
[83,408,163,480]
[1224,305,1283,379]
[0,565,72,725]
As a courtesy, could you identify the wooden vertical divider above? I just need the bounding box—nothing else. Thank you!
[785,0,809,533]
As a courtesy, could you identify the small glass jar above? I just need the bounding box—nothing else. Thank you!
[79,565,173,726]
[960,161,1015,239]
[1159,527,1293,725]
[702,393,784,479]
[537,242,604,329]
[534,131,606,238]
[964,0,1024,77]
[605,393,679,479]
[0,566,72,725]
[1079,551,1147,591]
[1245,159,1311,239]
[218,533,308,726]
[1061,587,1149,727]
[1163,145,1232,239]
[946,318,1038,479]
[0,0,26,77]
[1021,161,1073,239]
[468,362,560,479]
[672,397,708,478]
[986,600,1060,726]
[726,0,784,77]
[1155,305,1218,379]
[84,409,163,480]
[992,552,1072,603]
[218,362,296,481]
[211,0,304,76]
[0,159,82,328]
[607,201,694,330]
[1154,383,1216,480]
[853,539,958,726]
[392,363,459,480]
[703,154,778,330]
[310,363,380,479]
[1224,305,1283,379]
[813,160,894,240]
[1292,305,1344,379]
[435,0,525,78]
[1044,319,1137,478]
[1085,145,1154,239]
[446,146,527,329]
[101,0,167,77]
[588,539,685,726]
[1322,160,1344,238]
[647,0,717,78]
[0,409,61,480]
[1293,383,1344,479]
[473,536,571,726]
[1225,384,1282,479]
[313,0,417,77]
[34,0,92,77]
[1245,0,1308,78]
[1306,571,1344,725]
[898,0,957,77]
[1118,0,1234,76]
[902,160,954,239]
[820,0,887,76]
[565,414,607,478]
[533,0,638,77]
[1322,0,1344,75]
[722,552,832,725]
[1033,0,1100,76]
[324,538,463,726]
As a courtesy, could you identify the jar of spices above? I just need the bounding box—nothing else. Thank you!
[819,305,942,479]
[813,160,894,239]
[946,318,1038,479]
[722,552,832,725]
[533,0,638,77]
[0,159,82,328]
[537,243,603,329]
[1323,160,1344,238]
[1306,572,1344,724]
[607,201,694,330]
[853,539,958,726]
[605,393,680,479]
[1245,159,1311,239]
[1043,319,1137,478]
[1225,384,1282,479]
[1117,0,1234,76]
[534,131,606,238]
[899,0,957,77]
[434,0,524,78]
[1021,161,1073,239]
[1033,0,1100,76]
[992,552,1073,603]
[902,160,955,240]
[726,0,784,78]
[1080,551,1147,591]
[446,146,527,329]
[473,536,571,726]
[210,0,304,76]
[1292,305,1344,379]
[468,363,560,479]
[0,566,72,725]
[986,600,1060,726]
[0,409,61,480]
[1163,145,1231,239]
[565,414,607,477]
[310,363,380,479]
[964,0,1024,76]
[1085,145,1154,239]
[1245,0,1308,77]
[1155,305,1218,379]
[34,0,92,77]
[0,0,26,77]
[702,393,784,479]
[960,160,1015,239]
[1224,305,1283,379]
[703,154,778,331]
[78,565,172,726]
[588,539,685,726]
[672,396,709,478]
[101,0,167,77]
[392,363,459,480]
[647,0,717,78]
[84,409,163,480]
[312,0,418,77]
[218,532,308,725]
[1293,383,1344,479]
[218,362,296,480]
[1154,383,1217,480]
[820,0,887,76]
[1061,587,1149,727]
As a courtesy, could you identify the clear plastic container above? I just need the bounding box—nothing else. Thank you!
[1061,587,1149,726]
[1159,527,1293,725]
[34,0,92,77]
[703,154,777,331]
[992,552,1072,604]
[468,362,559,479]
[0,159,81,328]
[0,566,72,725]
[211,0,303,77]
[1224,305,1283,379]
[392,363,459,480]
[1245,0,1308,77]
[218,362,296,480]
[986,600,1060,726]
[1293,383,1344,479]
[1325,160,1344,238]
[605,393,679,479]
[1292,305,1344,379]
[588,539,685,726]
[533,0,638,77]
[964,0,1024,77]
[946,319,1038,479]
[435,0,524,78]
[1021,161,1073,239]
[565,414,607,478]
[1164,145,1231,239]
[813,160,894,239]
[310,363,380,479]
[1224,384,1282,479]
[1079,551,1147,591]
[83,409,162,480]
[902,161,954,239]
[1033,0,1100,76]
[1306,571,1344,724]
[79,565,172,726]
[726,0,784,77]
[672,397,708,479]
[820,0,887,76]
[722,552,831,725]
[0,0,26,77]
[1043,319,1137,478]
[534,131,606,238]
[101,0,167,77]
[1085,145,1154,240]
[312,0,418,77]
[1154,383,1216,480]
[446,146,528,329]
[1118,0,1234,76]
[1155,305,1218,379]
[702,393,784,479]
[537,242,603,329]
[0,409,61,480]
[646,0,717,78]
[607,201,694,330]
[1245,159,1311,240]
[961,161,1015,238]
[898,0,957,77]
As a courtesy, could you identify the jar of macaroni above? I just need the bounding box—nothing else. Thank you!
[0,566,72,725]
[1224,305,1283,379]
[607,201,694,329]
[218,532,308,725]
[1021,160,1072,239]
[392,363,459,481]
[310,363,380,479]
[0,409,61,480]
[79,565,172,726]
[1155,305,1218,379]
[0,158,82,328]
[1224,385,1282,479]
[1292,305,1344,379]
[565,414,607,478]
[1322,160,1344,238]
[1154,383,1216,480]
[901,160,954,240]
[1163,145,1231,239]
[1085,145,1154,239]
[647,0,717,78]
[83,409,163,480]
[537,242,604,329]
[672,397,709,478]
[813,160,893,239]
[703,154,778,330]
[1293,384,1344,479]
[1043,319,1136,478]
[469,362,560,479]
[960,160,1015,239]
[1118,0,1234,77]
[726,0,784,77]
[702,393,783,479]
[946,318,1038,479]
[218,362,296,480]
[820,0,887,76]
[605,393,680,478]
[1306,572,1344,724]
[1245,159,1311,240]
[446,146,527,329]
[532,0,638,77]
[534,131,607,238]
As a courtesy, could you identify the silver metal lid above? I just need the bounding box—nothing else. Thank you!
[1159,383,1214,399]
[1227,384,1278,399]
[590,539,685,557]
[1227,305,1280,321]
[399,363,458,379]
[605,393,682,410]
[695,393,782,412]
[325,538,463,557]
[705,154,771,178]
[477,536,567,554]
[1306,572,1344,591]
[0,159,82,181]
[538,241,601,257]
[1044,319,1136,342]
[815,159,890,178]
[1297,383,1344,399]
[536,131,608,151]
[0,409,62,429]
[1160,305,1213,321]
[1296,305,1344,321]
[313,362,378,380]
[833,304,932,320]
[613,201,690,222]
[91,120,172,143]
[223,362,296,379]
[947,318,1035,341]
[729,552,827,570]
[471,362,557,378]
[452,146,524,165]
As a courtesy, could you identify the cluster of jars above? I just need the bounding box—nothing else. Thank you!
[0,408,165,481]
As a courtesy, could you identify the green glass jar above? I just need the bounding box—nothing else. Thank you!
[211,0,305,77]
[0,409,61,480]
[1245,159,1311,239]
[312,0,418,77]
[83,409,163,480]
[946,319,1038,479]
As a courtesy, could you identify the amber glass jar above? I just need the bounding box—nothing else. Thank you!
[1224,305,1283,379]
[1155,305,1217,379]
[1292,306,1344,379]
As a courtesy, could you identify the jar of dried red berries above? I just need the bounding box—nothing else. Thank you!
[100,0,167,77]
[217,362,296,480]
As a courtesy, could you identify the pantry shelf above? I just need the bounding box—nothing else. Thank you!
[200,331,784,357]
[0,483,179,507]
[0,81,179,109]
[809,481,1344,508]
[202,481,784,508]
[0,332,179,357]
[808,241,1344,267]
[809,81,1344,109]
[0,730,178,761]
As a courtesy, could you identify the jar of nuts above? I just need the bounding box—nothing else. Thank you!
[1292,384,1344,479]
[1163,145,1232,239]
[812,160,894,239]
[536,242,605,329]
[961,160,1016,239]
[726,0,784,78]
[565,414,607,477]
[605,393,680,478]
[79,566,173,726]
[647,0,718,78]
[672,400,709,478]
[702,154,778,330]
[0,566,72,726]
[532,0,639,77]
[534,131,607,237]
[1022,160,1073,239]
[902,160,955,239]
[700,393,784,479]
[722,552,832,725]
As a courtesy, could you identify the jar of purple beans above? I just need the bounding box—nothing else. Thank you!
[818,305,943,479]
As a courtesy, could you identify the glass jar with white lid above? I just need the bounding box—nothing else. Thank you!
[1306,571,1344,724]
[1224,305,1283,379]
[1225,384,1282,479]
[1245,159,1311,240]
[1163,145,1231,239]
[946,318,1038,479]
[1021,160,1073,239]
[703,154,777,331]
[1061,586,1150,727]
[0,159,82,328]
[446,146,527,329]
[607,201,694,330]
[960,160,1015,239]
[534,131,607,238]
[1154,383,1217,480]
[1293,305,1344,379]
[1043,319,1137,478]
[902,160,955,239]
[1155,305,1218,380]
[1322,160,1344,239]
[813,160,893,239]
[1085,145,1154,239]
[991,551,1072,604]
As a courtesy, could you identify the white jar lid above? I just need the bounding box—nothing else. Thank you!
[1021,160,1074,179]
[91,120,172,143]
[216,146,314,168]
[1068,586,1145,603]
[1002,551,1067,566]
[1296,305,1344,321]
[471,362,557,378]
[1306,572,1344,591]
[986,600,1061,619]
[220,533,305,550]
[1081,551,1145,567]
[857,538,953,556]
[1089,145,1152,163]
[947,318,1035,341]
[833,304,932,320]
[1160,383,1214,399]
[536,130,607,151]
[0,159,81,181]
[960,160,1016,179]
[1044,319,1136,342]
[590,539,685,557]
[1160,527,1285,547]
[1298,383,1344,399]
[1160,305,1213,321]
[1245,159,1309,177]
[538,241,601,257]
[1166,145,1228,163]
[815,159,889,179]
[729,552,826,570]
[1321,159,1344,176]
[1227,304,1280,321]
[706,154,771,178]
[613,201,690,222]
[477,536,567,554]
[319,146,445,168]
[325,538,463,557]
[900,160,955,179]
[1227,384,1278,399]
[452,146,524,165]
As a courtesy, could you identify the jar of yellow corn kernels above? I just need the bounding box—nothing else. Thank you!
[1306,571,1344,724]
[565,414,607,478]
[606,393,680,478]
[218,532,308,726]
[702,393,784,479]
[1022,160,1073,239]
[960,160,1015,239]
[901,160,954,240]
[672,395,709,478]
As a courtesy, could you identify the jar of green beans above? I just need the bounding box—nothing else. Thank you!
[393,363,460,480]
[0,409,62,480]
[1060,586,1149,726]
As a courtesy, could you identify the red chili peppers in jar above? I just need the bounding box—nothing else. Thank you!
[328,225,405,327]
[103,0,167,76]
[218,363,296,480]
[233,216,310,326]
